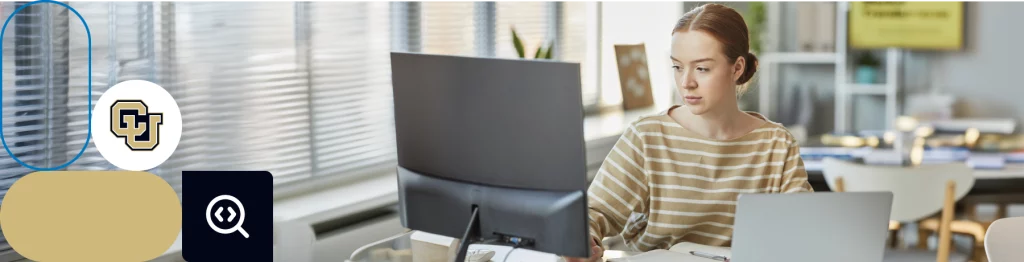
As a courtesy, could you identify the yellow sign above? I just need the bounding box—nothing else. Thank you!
[849,2,964,50]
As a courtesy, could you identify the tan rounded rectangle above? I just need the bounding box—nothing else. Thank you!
[1,171,181,261]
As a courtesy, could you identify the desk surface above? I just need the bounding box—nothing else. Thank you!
[804,161,1024,180]
[348,230,725,262]
[804,162,1024,194]
[467,245,723,262]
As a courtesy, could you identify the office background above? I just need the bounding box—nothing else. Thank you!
[0,1,1022,261]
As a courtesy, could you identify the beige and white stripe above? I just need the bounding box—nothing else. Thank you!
[587,108,813,251]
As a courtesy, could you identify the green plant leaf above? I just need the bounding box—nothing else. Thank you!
[533,45,544,59]
[512,27,525,58]
[544,41,554,59]
[746,2,766,54]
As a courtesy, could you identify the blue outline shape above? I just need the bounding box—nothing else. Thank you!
[0,0,91,171]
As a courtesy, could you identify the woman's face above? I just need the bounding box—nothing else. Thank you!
[670,30,745,116]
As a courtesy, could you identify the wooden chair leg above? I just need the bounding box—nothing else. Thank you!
[888,221,902,248]
[889,229,900,248]
[972,244,987,262]
[917,226,931,250]
[936,180,956,262]
[965,202,978,221]
[996,203,1008,219]
[834,177,845,192]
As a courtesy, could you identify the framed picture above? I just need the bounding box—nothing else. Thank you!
[614,44,655,110]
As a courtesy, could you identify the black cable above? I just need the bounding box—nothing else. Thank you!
[502,246,518,262]
[501,237,527,262]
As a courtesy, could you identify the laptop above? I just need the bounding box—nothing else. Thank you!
[608,192,893,262]
[730,192,893,262]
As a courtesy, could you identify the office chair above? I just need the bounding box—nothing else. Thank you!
[984,216,1024,262]
[823,158,974,262]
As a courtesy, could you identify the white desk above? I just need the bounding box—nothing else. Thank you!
[972,164,1024,179]
[467,246,721,262]
[804,161,1024,180]
[348,231,726,262]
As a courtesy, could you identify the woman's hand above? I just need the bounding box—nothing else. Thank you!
[562,237,603,262]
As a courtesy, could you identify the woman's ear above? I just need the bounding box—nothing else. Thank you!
[733,56,746,82]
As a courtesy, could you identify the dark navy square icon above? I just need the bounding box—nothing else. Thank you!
[183,171,272,262]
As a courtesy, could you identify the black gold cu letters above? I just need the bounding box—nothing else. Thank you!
[110,100,163,151]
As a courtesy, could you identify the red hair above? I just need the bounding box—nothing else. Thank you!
[673,4,759,91]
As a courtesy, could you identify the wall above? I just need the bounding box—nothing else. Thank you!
[902,2,1024,131]
[771,2,1024,135]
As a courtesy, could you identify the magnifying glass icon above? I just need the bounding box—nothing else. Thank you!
[205,194,249,238]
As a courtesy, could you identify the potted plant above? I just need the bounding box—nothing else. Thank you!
[745,2,766,54]
[512,27,554,60]
[854,52,881,84]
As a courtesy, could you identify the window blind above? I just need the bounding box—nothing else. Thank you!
[1,2,78,201]
[418,2,478,56]
[0,2,611,250]
[159,2,313,189]
[66,2,150,174]
[561,2,599,109]
[307,2,395,178]
[0,1,410,195]
[599,2,681,108]
[0,1,73,250]
[495,2,552,59]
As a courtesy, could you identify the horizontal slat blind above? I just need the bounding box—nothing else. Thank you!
[307,2,395,177]
[0,1,74,249]
[561,2,598,108]
[1,2,79,200]
[160,2,313,189]
[495,2,551,59]
[419,2,477,56]
[602,3,685,108]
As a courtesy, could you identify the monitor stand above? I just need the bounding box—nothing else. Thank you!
[453,206,480,262]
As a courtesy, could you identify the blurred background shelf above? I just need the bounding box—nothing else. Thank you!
[761,52,837,64]
[847,84,888,95]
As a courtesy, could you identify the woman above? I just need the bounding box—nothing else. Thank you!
[566,4,812,261]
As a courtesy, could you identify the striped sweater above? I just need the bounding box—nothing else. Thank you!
[587,107,813,251]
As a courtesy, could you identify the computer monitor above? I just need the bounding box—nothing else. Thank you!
[390,52,590,261]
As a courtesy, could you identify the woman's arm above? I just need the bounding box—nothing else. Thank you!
[587,124,651,242]
[779,143,814,193]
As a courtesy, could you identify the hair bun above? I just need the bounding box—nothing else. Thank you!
[736,52,759,85]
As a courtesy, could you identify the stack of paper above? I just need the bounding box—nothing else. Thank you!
[862,150,904,166]
[922,148,971,164]
[967,154,1006,170]
[607,242,732,262]
[1006,152,1024,163]
[799,147,857,161]
[927,118,1016,134]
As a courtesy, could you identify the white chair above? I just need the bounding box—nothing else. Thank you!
[274,218,315,262]
[823,158,974,262]
[984,216,1024,262]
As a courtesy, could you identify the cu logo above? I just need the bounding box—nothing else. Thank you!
[110,100,164,151]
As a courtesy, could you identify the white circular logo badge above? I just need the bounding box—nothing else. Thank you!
[91,80,182,171]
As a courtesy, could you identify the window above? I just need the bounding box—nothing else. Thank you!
[1,1,611,199]
[0,0,397,251]
[561,2,599,110]
[0,1,77,250]
[600,2,681,109]
[306,2,395,180]
[0,1,619,252]
[418,2,478,56]
[495,2,552,59]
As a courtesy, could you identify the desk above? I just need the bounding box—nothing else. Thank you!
[805,161,1024,195]
[347,232,724,262]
